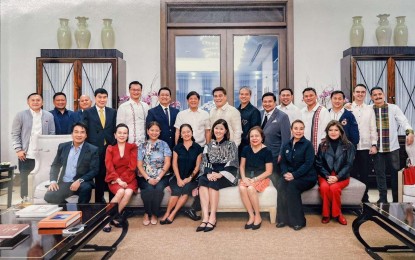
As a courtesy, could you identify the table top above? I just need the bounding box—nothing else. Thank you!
[0,203,117,259]
[0,165,16,172]
[365,203,415,237]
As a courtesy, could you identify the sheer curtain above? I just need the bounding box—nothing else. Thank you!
[356,60,388,104]
[176,73,189,110]
[82,63,113,108]
[42,63,74,110]
[201,72,212,105]
[395,60,415,134]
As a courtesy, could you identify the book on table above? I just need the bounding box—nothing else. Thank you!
[38,211,82,229]
[0,224,29,239]
[15,204,62,218]
[0,234,30,250]
[38,219,82,235]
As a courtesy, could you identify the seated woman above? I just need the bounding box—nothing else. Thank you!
[103,123,138,232]
[239,126,273,230]
[197,119,239,232]
[278,120,316,231]
[137,121,172,226]
[315,120,356,225]
[160,124,203,224]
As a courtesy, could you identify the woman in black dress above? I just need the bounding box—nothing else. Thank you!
[160,124,202,224]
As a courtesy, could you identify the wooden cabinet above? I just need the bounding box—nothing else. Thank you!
[36,49,126,110]
[341,47,415,187]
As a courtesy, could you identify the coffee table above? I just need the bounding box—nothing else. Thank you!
[0,165,16,208]
[0,203,128,259]
[353,203,415,259]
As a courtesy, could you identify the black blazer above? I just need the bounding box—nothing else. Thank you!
[314,140,356,181]
[328,109,360,146]
[146,105,179,150]
[49,141,99,184]
[82,107,117,154]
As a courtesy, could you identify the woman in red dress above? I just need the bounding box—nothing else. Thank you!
[103,123,138,232]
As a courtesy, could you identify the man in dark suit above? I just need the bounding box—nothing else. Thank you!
[329,90,359,146]
[261,92,291,187]
[146,87,179,150]
[44,122,99,204]
[73,94,92,123]
[82,88,117,203]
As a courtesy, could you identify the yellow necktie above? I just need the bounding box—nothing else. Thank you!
[99,108,105,128]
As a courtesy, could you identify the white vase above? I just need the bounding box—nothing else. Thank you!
[101,18,115,49]
[57,18,72,49]
[74,16,91,49]
[376,14,392,46]
[394,16,408,46]
[350,16,364,47]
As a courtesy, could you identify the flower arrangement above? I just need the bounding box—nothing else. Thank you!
[118,90,181,109]
[318,87,334,108]
[200,100,216,112]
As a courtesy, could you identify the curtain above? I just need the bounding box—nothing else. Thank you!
[176,73,189,110]
[202,72,212,105]
[395,60,415,134]
[82,63,113,108]
[42,63,74,111]
[356,60,388,104]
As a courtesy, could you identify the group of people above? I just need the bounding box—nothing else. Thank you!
[11,80,414,232]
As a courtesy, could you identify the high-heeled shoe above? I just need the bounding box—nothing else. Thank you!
[160,218,173,225]
[204,222,216,232]
[103,225,112,233]
[244,222,253,229]
[321,216,330,224]
[337,215,347,225]
[196,222,208,232]
[252,221,262,230]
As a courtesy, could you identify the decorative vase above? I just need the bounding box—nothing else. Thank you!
[74,16,91,49]
[376,14,392,46]
[350,16,364,47]
[57,18,72,49]
[394,16,408,46]
[101,18,115,49]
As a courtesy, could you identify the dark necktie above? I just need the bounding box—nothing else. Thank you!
[164,107,170,124]
[261,114,268,129]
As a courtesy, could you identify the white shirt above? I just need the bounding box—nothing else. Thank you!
[350,102,378,150]
[373,103,412,152]
[277,102,301,124]
[210,102,242,146]
[26,109,42,159]
[301,103,331,150]
[262,107,276,124]
[174,108,210,147]
[329,108,345,121]
[95,105,106,120]
[160,104,171,125]
[117,99,149,146]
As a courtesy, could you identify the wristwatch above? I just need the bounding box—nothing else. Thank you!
[146,177,150,182]
[78,179,84,183]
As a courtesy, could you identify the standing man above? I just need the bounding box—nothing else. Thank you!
[44,122,99,204]
[349,84,378,202]
[82,88,117,203]
[174,91,210,147]
[11,93,55,200]
[329,90,359,146]
[277,88,302,125]
[50,92,77,135]
[301,87,331,154]
[117,81,149,146]
[371,87,414,202]
[261,92,291,186]
[210,87,242,146]
[237,86,261,156]
[74,94,92,122]
[146,87,179,150]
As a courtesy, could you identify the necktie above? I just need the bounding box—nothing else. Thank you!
[99,108,105,128]
[164,108,170,125]
[261,114,268,129]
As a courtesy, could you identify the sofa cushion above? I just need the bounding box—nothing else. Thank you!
[301,177,366,205]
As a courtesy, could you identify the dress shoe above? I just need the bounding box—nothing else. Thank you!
[337,215,347,225]
[160,218,173,225]
[196,222,208,232]
[103,225,112,233]
[252,221,262,230]
[143,218,150,226]
[321,217,330,224]
[150,218,158,225]
[204,222,216,232]
[292,225,305,231]
[184,209,201,221]
[244,222,253,229]
[276,223,286,228]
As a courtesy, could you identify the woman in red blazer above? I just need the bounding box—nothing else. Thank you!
[103,123,138,232]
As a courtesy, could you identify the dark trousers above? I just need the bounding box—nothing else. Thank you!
[351,150,371,202]
[269,159,280,188]
[18,159,35,199]
[44,182,93,204]
[138,176,169,217]
[277,177,315,226]
[374,150,400,202]
[95,150,108,203]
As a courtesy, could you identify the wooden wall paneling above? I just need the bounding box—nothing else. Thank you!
[387,57,396,104]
